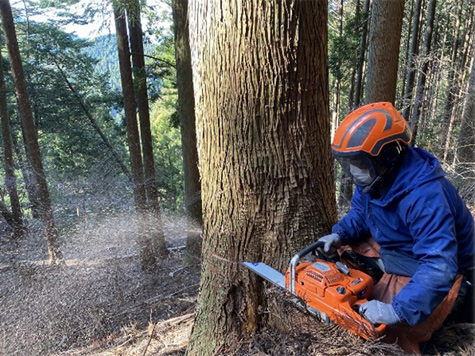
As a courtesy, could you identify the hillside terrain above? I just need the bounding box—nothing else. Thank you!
[0,213,473,356]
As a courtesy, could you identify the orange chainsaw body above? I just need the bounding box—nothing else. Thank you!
[284,259,386,340]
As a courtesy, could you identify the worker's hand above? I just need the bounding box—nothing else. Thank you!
[317,233,342,254]
[359,300,401,325]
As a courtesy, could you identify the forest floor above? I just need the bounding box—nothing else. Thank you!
[0,212,474,356]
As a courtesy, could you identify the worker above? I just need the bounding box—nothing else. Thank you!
[318,102,474,354]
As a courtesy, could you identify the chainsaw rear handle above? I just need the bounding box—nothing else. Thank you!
[289,240,325,294]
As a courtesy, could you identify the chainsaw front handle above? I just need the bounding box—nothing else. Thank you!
[289,240,325,294]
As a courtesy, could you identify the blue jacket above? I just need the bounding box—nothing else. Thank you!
[332,147,475,325]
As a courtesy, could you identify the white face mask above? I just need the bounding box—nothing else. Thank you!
[350,164,374,185]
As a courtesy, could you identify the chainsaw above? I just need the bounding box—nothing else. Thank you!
[242,240,386,340]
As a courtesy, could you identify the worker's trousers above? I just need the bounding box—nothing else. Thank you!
[339,237,466,355]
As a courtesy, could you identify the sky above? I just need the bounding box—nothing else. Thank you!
[11,0,171,40]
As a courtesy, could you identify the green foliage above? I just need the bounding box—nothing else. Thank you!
[146,2,175,102]
[150,87,183,212]
[15,21,124,176]
[328,2,369,112]
[329,14,362,80]
[146,0,183,211]
[0,19,131,224]
[0,0,185,227]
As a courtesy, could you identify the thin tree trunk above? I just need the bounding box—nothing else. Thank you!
[420,54,437,142]
[365,0,405,104]
[127,0,168,256]
[0,44,23,237]
[11,133,39,218]
[401,0,423,120]
[459,4,474,75]
[338,0,354,207]
[422,10,446,143]
[52,57,133,183]
[0,0,62,263]
[410,0,437,146]
[348,0,360,108]
[455,43,475,187]
[114,4,156,271]
[0,200,15,227]
[331,0,344,137]
[354,0,371,108]
[187,0,335,354]
[446,3,474,166]
[399,0,414,105]
[172,0,202,262]
[441,0,463,161]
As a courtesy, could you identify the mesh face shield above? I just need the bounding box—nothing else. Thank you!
[335,154,378,187]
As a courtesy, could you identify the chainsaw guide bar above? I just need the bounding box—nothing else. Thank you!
[242,241,386,340]
[242,261,330,323]
[242,262,285,288]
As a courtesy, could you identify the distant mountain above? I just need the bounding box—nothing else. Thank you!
[84,34,160,96]
[84,35,122,92]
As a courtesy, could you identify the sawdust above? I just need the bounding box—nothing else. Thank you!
[0,214,200,356]
[0,214,474,356]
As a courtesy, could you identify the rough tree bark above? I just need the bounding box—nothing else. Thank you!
[114,4,156,271]
[127,0,168,256]
[0,43,23,237]
[172,0,203,261]
[365,0,405,104]
[186,0,336,354]
[0,0,62,263]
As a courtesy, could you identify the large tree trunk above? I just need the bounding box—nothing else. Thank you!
[127,0,168,256]
[365,0,405,104]
[410,0,437,146]
[0,39,23,238]
[114,5,156,271]
[172,0,203,262]
[0,0,62,263]
[186,0,336,354]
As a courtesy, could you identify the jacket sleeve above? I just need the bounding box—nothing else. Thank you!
[332,188,371,245]
[391,181,459,325]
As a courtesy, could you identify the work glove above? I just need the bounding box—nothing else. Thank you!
[359,300,401,325]
[317,233,342,254]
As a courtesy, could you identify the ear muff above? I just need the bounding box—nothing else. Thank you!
[375,141,406,167]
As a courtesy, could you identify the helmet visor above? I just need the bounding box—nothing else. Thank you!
[336,155,377,187]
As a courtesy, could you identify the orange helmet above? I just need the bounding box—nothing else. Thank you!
[332,102,412,157]
[332,102,412,190]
